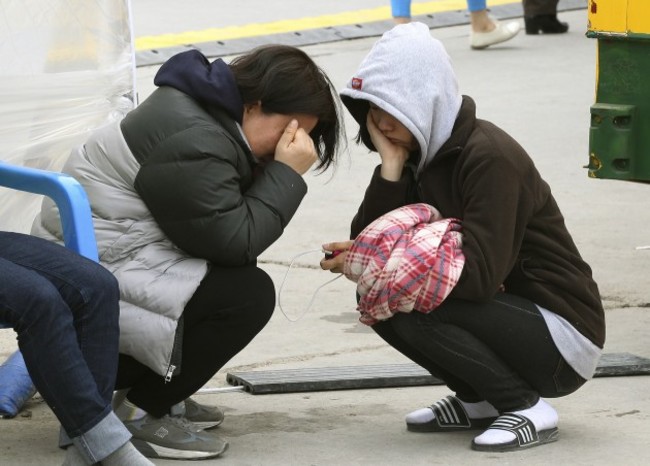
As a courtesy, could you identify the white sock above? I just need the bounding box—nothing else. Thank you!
[405,407,436,424]
[62,446,93,466]
[406,397,499,424]
[114,398,147,422]
[102,442,154,466]
[473,398,558,445]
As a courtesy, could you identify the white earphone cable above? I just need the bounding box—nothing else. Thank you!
[277,249,343,322]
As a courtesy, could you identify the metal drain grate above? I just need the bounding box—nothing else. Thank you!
[226,352,650,395]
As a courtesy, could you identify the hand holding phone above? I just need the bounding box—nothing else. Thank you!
[321,240,354,274]
[323,249,342,260]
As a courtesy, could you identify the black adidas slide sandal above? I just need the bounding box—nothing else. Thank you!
[407,395,497,433]
[471,413,559,452]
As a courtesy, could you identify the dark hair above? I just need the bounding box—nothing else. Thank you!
[230,45,344,171]
[340,97,376,153]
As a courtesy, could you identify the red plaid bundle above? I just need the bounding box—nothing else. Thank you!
[343,203,465,325]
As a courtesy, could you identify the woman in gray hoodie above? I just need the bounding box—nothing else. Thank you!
[321,22,604,452]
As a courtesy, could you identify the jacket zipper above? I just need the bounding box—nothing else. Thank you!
[164,315,184,383]
[165,364,176,382]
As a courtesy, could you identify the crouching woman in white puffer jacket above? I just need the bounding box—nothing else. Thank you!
[33,45,344,461]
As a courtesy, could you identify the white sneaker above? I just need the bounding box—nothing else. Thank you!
[470,20,521,50]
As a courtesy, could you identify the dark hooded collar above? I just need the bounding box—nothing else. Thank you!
[154,50,243,123]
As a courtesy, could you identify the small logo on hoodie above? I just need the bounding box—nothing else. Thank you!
[351,77,363,90]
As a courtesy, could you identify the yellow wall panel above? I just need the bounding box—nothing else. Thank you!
[587,0,627,33]
[589,0,650,34]
[627,0,650,34]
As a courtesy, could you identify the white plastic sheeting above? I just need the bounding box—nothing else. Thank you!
[0,0,135,232]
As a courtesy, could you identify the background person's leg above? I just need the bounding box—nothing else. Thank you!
[522,0,568,34]
[466,0,487,12]
[0,233,129,463]
[391,0,411,23]
[522,0,560,16]
[466,0,520,48]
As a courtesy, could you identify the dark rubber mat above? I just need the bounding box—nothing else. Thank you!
[226,352,650,394]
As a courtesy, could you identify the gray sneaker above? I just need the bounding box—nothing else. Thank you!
[172,398,224,430]
[124,414,228,460]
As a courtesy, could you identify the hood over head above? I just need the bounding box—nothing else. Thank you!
[154,50,244,123]
[340,22,462,173]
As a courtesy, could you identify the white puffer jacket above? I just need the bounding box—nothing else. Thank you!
[33,51,309,379]
[32,121,208,378]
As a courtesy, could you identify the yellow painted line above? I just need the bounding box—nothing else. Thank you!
[135,0,520,51]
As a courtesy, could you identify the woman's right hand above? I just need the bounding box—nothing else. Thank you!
[275,119,318,175]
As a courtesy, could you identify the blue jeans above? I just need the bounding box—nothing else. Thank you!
[467,0,487,12]
[0,232,130,463]
[391,0,411,18]
[390,0,487,17]
[372,293,586,412]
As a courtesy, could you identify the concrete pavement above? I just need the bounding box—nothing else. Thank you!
[2,3,650,465]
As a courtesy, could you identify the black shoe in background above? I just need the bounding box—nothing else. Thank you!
[525,15,569,34]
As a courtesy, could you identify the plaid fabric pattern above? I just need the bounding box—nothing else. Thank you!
[343,203,465,325]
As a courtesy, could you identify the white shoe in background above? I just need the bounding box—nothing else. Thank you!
[470,19,521,50]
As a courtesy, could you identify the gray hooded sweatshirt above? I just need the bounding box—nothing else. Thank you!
[341,23,603,380]
[339,22,462,174]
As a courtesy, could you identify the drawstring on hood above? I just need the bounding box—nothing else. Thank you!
[154,50,244,123]
[340,22,462,175]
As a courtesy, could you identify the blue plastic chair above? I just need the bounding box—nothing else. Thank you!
[0,162,98,262]
[0,161,98,416]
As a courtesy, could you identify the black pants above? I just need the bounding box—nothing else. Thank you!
[115,264,275,417]
[372,293,586,412]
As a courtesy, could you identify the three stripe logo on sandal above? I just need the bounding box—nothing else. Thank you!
[434,398,460,424]
[432,396,470,428]
[490,414,538,445]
